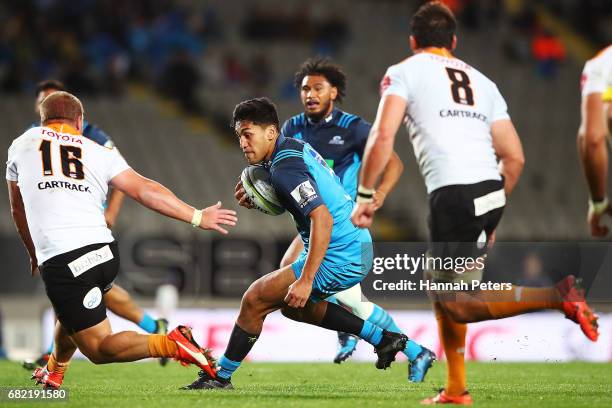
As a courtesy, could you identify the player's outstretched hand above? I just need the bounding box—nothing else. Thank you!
[588,203,612,237]
[284,278,312,308]
[200,201,238,234]
[351,202,376,228]
[234,180,255,209]
[372,190,387,210]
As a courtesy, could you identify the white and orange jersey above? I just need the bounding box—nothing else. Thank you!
[581,45,612,98]
[381,49,508,193]
[6,124,130,264]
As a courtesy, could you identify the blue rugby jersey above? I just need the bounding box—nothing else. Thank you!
[268,136,369,266]
[280,108,371,200]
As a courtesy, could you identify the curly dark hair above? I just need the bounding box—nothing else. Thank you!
[294,57,346,103]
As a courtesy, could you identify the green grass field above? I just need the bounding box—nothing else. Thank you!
[1,360,610,407]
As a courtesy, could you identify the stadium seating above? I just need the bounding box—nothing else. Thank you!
[0,0,594,241]
[193,0,593,240]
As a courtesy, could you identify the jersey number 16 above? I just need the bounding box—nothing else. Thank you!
[39,140,84,180]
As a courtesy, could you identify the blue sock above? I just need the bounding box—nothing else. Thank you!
[359,321,383,346]
[45,341,54,355]
[367,305,423,361]
[138,314,157,333]
[217,355,241,380]
[404,339,424,361]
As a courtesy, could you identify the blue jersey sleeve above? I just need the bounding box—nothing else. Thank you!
[83,123,115,148]
[351,118,372,158]
[271,156,324,218]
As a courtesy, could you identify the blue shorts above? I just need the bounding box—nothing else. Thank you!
[291,240,373,302]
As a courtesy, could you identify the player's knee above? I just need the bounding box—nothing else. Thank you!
[279,256,292,269]
[241,283,262,311]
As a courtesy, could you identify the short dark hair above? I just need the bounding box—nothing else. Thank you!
[411,1,457,49]
[35,79,66,96]
[231,97,280,132]
[294,57,346,103]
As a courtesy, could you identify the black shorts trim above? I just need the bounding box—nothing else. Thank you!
[41,241,119,333]
[428,179,504,258]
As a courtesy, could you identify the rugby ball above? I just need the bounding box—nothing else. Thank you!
[240,165,285,216]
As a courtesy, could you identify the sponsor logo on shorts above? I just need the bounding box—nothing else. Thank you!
[473,189,506,217]
[290,180,318,208]
[68,245,114,277]
[83,287,102,309]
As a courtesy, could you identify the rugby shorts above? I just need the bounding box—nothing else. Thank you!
[40,241,119,333]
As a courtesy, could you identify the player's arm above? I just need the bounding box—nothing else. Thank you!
[577,91,611,236]
[577,92,607,202]
[7,181,38,275]
[271,155,329,307]
[352,94,406,227]
[285,205,332,308]
[110,168,237,234]
[360,95,406,189]
[104,189,125,228]
[491,119,525,196]
[354,119,404,210]
[373,150,404,210]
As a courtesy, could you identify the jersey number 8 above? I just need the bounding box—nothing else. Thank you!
[445,67,474,106]
[39,140,84,180]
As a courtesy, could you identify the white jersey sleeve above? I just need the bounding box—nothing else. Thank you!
[381,63,412,102]
[6,126,132,264]
[582,45,612,97]
[102,146,130,182]
[490,84,510,123]
[6,138,21,182]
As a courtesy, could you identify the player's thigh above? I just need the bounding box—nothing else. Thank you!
[280,235,304,268]
[70,318,113,362]
[103,285,131,307]
[245,265,297,308]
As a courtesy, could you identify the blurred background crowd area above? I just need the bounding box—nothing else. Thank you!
[1,0,610,107]
[0,0,611,244]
